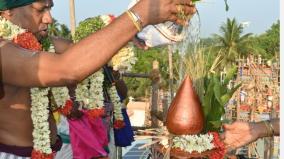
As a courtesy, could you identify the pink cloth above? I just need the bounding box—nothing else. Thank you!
[68,111,108,159]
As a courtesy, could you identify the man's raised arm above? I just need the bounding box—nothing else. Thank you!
[1,0,196,87]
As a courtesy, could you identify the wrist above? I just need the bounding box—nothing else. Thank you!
[250,122,265,139]
[254,121,272,138]
[130,3,148,27]
[126,10,143,31]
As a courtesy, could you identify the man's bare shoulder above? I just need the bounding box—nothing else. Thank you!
[0,40,37,57]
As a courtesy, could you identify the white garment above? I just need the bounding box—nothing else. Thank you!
[0,145,72,159]
[55,144,72,159]
[57,116,69,136]
[0,152,30,159]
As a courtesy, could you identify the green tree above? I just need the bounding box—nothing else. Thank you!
[59,24,72,40]
[47,19,72,40]
[254,20,280,59]
[214,18,252,65]
[48,18,60,36]
[125,46,180,98]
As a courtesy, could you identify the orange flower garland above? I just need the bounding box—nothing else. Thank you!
[87,108,106,119]
[31,150,54,159]
[208,132,225,159]
[13,32,42,51]
[58,99,74,117]
[113,120,125,129]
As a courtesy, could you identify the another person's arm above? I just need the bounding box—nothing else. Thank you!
[221,118,279,150]
[1,0,196,88]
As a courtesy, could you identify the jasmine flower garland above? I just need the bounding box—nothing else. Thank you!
[0,16,25,40]
[51,87,70,108]
[172,134,214,153]
[73,14,137,123]
[75,78,90,105]
[110,45,137,72]
[30,88,52,154]
[75,70,105,111]
[108,85,125,129]
[89,71,105,108]
[100,15,137,73]
[48,44,71,109]
[158,132,225,158]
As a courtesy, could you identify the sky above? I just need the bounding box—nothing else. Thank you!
[51,0,279,37]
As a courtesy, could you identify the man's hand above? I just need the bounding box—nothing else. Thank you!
[220,121,261,151]
[132,36,148,50]
[132,0,197,27]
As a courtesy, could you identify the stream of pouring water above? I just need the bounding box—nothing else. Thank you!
[172,12,201,85]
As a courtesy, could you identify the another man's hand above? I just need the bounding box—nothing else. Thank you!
[220,121,260,151]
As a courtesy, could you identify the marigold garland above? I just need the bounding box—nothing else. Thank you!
[13,32,42,51]
[31,150,54,159]
[208,132,225,159]
[58,100,74,116]
[113,120,125,129]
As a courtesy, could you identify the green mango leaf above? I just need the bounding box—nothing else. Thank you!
[213,76,222,104]
[228,83,242,97]
[202,79,215,117]
[224,0,229,11]
[220,94,231,106]
[220,83,241,105]
[223,66,237,86]
[209,120,222,130]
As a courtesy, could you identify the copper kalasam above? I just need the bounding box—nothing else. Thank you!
[166,75,204,135]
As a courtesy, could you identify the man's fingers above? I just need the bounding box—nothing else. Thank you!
[219,133,225,140]
[175,18,187,26]
[169,15,178,21]
[171,5,196,15]
[223,124,234,130]
[174,0,193,5]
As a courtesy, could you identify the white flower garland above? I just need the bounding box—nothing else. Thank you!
[75,69,105,109]
[0,16,25,40]
[108,86,124,121]
[49,44,70,108]
[0,16,70,155]
[100,15,137,73]
[160,134,215,153]
[100,15,113,25]
[51,87,70,107]
[74,15,137,111]
[30,88,52,154]
[100,15,136,122]
[110,45,137,72]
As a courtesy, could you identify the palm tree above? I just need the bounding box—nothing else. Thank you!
[48,18,60,36]
[214,18,252,65]
[59,24,72,40]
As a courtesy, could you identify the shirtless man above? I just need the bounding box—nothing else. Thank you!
[0,0,197,158]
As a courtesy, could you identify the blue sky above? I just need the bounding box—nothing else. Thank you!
[51,0,279,37]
